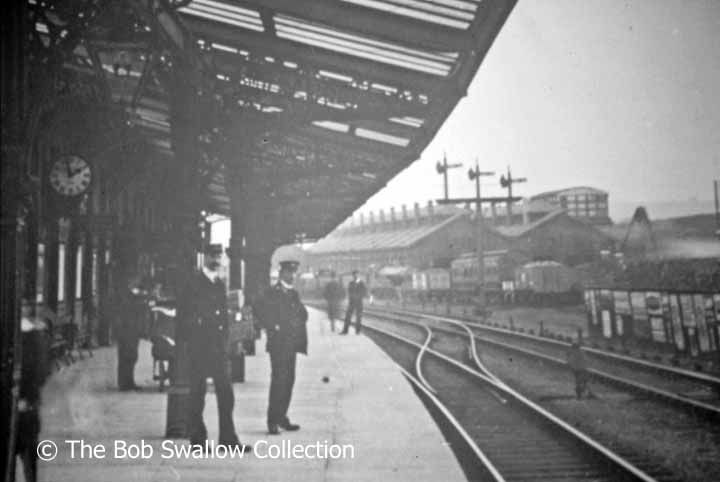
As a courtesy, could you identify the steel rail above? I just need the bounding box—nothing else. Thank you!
[366,307,720,419]
[415,324,438,395]
[364,320,659,482]
[385,305,720,386]
[390,353,506,482]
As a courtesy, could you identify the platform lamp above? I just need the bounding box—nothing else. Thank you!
[468,160,495,313]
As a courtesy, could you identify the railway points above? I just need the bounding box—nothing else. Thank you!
[363,319,669,482]
[356,308,720,482]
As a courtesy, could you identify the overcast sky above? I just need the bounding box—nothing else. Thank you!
[357,0,720,221]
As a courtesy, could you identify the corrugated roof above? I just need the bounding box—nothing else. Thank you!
[494,210,567,238]
[308,211,468,254]
[494,209,615,244]
[336,203,466,231]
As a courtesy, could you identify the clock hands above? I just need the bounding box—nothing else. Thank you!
[65,158,73,178]
[51,156,91,197]
[67,159,88,178]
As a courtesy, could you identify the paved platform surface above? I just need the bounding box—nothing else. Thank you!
[33,307,465,482]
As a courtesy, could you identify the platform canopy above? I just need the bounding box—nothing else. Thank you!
[29,0,517,242]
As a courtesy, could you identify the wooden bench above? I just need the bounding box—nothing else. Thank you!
[68,323,94,360]
[48,322,73,369]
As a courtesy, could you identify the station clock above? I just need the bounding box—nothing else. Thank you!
[48,155,92,197]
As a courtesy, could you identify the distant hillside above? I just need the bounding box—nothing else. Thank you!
[611,199,715,223]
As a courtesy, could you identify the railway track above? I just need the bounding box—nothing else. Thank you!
[362,317,676,482]
[386,305,720,385]
[365,305,720,420]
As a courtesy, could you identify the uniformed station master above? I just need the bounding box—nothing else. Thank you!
[253,260,308,435]
[177,244,250,453]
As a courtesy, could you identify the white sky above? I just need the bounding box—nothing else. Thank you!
[356,0,720,221]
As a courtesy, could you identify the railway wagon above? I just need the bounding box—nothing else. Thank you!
[450,250,516,303]
[415,267,451,302]
[514,260,581,305]
[450,252,479,302]
[371,266,416,299]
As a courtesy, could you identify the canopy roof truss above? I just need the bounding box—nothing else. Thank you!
[29,0,517,241]
[180,0,517,240]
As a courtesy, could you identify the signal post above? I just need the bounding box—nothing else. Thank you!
[436,160,522,315]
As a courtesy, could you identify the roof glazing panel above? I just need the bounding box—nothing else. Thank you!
[355,127,409,146]
[341,0,479,29]
[274,14,457,76]
[180,0,264,32]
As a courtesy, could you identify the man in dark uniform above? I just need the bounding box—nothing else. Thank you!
[253,260,308,435]
[566,341,592,399]
[114,275,148,391]
[322,272,344,332]
[341,270,367,335]
[177,245,250,452]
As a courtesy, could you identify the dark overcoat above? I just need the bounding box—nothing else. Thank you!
[323,280,345,303]
[177,271,229,365]
[114,290,147,336]
[347,279,367,303]
[254,284,308,355]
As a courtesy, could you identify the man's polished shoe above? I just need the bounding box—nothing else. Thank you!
[267,424,280,435]
[279,420,300,431]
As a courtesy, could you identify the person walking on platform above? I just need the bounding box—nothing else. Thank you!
[341,270,367,335]
[566,341,592,399]
[323,272,344,332]
[253,260,308,435]
[114,275,149,391]
[177,245,250,452]
[15,313,49,482]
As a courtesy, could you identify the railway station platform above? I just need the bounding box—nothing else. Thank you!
[33,308,465,482]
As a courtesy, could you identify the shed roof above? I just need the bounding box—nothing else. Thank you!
[308,210,469,254]
[493,210,568,238]
[493,209,613,240]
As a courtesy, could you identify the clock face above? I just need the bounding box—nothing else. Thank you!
[49,155,92,197]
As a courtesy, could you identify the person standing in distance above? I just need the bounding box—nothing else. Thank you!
[177,244,250,453]
[566,341,592,400]
[341,270,367,335]
[253,260,308,435]
[114,274,148,391]
[322,272,345,332]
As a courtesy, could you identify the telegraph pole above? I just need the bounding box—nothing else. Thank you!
[468,159,495,310]
[435,153,462,200]
[499,167,527,226]
[714,179,719,239]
